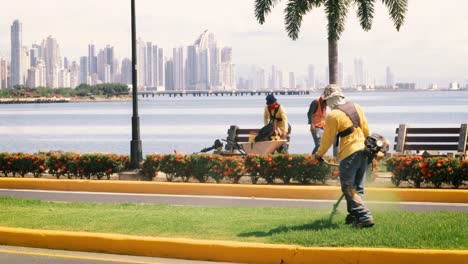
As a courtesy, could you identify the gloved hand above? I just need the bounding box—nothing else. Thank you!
[314,154,324,162]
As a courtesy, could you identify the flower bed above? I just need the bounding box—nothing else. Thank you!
[144,153,333,184]
[2,151,465,187]
[386,156,467,188]
[0,152,130,180]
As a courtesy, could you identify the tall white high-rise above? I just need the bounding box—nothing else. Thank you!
[79,56,88,85]
[165,59,174,90]
[354,58,364,86]
[254,68,265,89]
[88,44,97,75]
[0,57,8,89]
[26,62,46,88]
[186,30,234,90]
[31,44,43,66]
[95,45,114,83]
[186,45,198,89]
[58,69,70,88]
[137,39,146,89]
[30,46,39,67]
[10,20,23,87]
[307,65,315,89]
[121,58,132,85]
[157,48,165,89]
[104,64,111,83]
[289,72,296,89]
[145,42,153,87]
[69,61,80,88]
[386,66,394,88]
[21,47,30,85]
[42,36,62,88]
[173,47,185,90]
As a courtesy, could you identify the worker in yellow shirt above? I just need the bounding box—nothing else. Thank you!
[314,84,374,228]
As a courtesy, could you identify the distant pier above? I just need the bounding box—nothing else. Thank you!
[138,89,313,98]
[0,97,70,104]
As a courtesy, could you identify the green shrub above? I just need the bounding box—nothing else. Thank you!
[141,154,162,181]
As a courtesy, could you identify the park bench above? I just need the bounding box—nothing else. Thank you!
[393,124,467,159]
[224,125,288,155]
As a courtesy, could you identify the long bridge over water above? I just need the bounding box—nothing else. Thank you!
[138,89,316,98]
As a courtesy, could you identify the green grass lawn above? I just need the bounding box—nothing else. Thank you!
[0,197,466,249]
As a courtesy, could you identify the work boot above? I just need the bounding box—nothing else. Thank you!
[345,214,356,225]
[353,218,375,228]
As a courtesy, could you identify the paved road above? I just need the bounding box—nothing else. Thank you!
[0,245,237,264]
[1,189,467,212]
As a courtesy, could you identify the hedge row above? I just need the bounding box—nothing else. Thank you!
[4,152,465,188]
[0,152,130,179]
[141,154,337,184]
[386,156,468,188]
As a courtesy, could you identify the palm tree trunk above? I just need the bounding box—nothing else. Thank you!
[328,39,338,85]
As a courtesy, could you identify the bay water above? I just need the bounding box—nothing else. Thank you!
[0,90,466,156]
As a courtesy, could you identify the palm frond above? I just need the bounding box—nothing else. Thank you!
[382,0,408,30]
[255,0,281,24]
[284,0,315,40]
[355,0,374,31]
[325,0,352,41]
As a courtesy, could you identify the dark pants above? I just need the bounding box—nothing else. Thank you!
[311,128,323,154]
[339,150,373,222]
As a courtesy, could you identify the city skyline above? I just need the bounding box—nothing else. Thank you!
[1,0,468,88]
[0,20,464,90]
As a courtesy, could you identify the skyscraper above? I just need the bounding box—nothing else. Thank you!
[79,56,89,85]
[173,47,185,90]
[307,65,315,89]
[137,39,146,89]
[386,66,394,88]
[0,57,9,89]
[186,45,198,89]
[121,58,132,85]
[30,46,39,67]
[145,42,153,87]
[88,44,97,75]
[42,36,62,88]
[106,45,114,75]
[69,61,79,88]
[157,48,165,89]
[254,68,265,89]
[165,59,174,91]
[354,58,364,86]
[10,20,22,87]
[289,72,296,89]
[185,30,234,90]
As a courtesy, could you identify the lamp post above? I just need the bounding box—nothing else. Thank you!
[130,0,142,169]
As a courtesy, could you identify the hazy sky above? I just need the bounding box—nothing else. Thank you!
[1,0,467,86]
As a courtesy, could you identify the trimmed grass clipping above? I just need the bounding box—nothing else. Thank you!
[0,197,466,249]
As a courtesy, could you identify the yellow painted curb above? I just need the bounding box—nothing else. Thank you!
[0,227,466,264]
[0,178,467,203]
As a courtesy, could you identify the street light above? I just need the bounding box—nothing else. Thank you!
[130,0,142,169]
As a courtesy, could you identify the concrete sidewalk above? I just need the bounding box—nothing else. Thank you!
[0,178,467,203]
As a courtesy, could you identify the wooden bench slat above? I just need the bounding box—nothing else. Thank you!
[403,145,459,151]
[396,128,460,134]
[398,136,460,143]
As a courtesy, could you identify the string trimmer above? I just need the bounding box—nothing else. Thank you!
[321,159,345,223]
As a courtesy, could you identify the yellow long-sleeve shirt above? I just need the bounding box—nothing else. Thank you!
[316,103,370,161]
[264,105,288,134]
